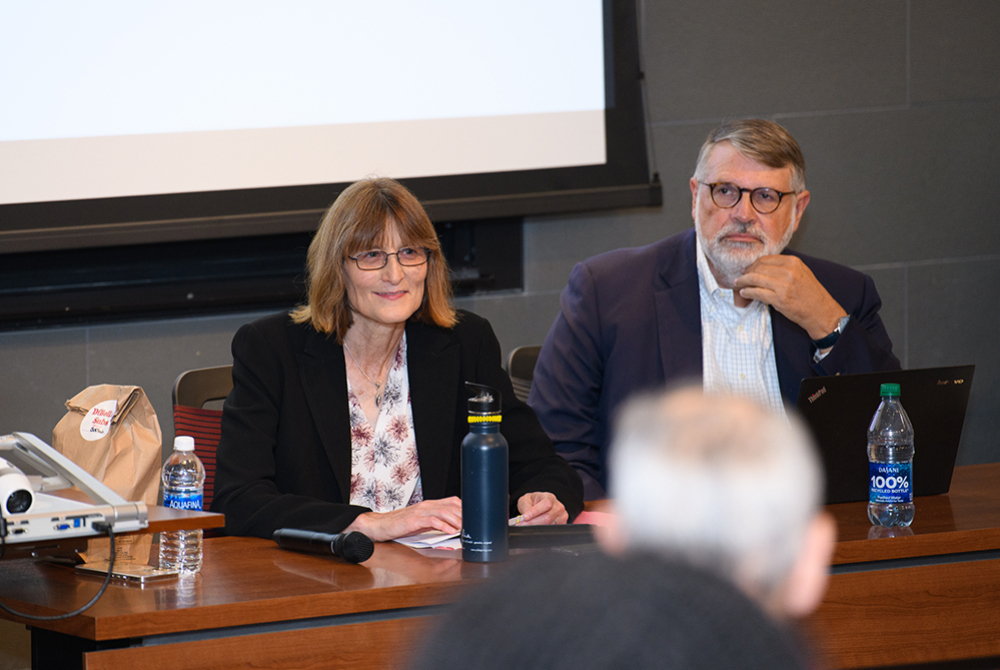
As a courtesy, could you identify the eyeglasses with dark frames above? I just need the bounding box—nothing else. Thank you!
[699,181,798,214]
[347,247,430,271]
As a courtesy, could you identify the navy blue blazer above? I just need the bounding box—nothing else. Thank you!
[213,310,584,538]
[528,228,900,498]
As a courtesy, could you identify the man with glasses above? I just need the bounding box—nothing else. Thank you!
[529,119,900,499]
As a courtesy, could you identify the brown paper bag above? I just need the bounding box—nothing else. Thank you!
[52,385,162,564]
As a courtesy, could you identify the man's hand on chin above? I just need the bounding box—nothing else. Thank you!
[734,255,847,340]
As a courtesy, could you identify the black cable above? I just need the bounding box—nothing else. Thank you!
[0,521,116,621]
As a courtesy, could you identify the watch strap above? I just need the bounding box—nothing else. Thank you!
[812,315,850,349]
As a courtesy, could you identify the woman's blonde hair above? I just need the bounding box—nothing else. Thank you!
[290,177,456,340]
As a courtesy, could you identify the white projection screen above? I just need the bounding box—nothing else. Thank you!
[2,2,606,207]
[0,0,656,253]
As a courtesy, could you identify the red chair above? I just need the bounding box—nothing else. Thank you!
[172,365,233,512]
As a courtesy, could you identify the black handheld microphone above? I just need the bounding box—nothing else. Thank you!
[272,528,375,564]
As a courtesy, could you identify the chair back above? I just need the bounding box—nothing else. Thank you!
[506,345,542,403]
[172,365,233,511]
[173,365,234,409]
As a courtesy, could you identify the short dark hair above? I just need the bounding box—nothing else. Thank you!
[694,119,806,190]
[410,551,810,670]
[291,177,456,341]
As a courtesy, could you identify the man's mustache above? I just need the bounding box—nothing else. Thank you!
[715,222,765,244]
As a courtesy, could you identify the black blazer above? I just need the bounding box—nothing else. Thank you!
[212,309,584,538]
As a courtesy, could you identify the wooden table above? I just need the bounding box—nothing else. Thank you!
[805,462,1000,669]
[3,536,480,669]
[2,465,999,670]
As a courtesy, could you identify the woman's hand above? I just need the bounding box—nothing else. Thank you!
[516,492,569,525]
[345,496,463,542]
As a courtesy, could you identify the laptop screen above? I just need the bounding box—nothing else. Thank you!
[795,365,975,505]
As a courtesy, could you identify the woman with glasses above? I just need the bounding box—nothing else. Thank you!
[212,177,583,541]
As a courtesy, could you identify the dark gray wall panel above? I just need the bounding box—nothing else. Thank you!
[454,292,562,361]
[907,258,1000,464]
[911,0,1000,103]
[782,104,1000,265]
[644,0,907,123]
[523,206,671,294]
[0,328,88,439]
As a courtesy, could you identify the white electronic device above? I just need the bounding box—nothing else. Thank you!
[0,432,148,560]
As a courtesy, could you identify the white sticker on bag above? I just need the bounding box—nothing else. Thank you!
[80,399,118,441]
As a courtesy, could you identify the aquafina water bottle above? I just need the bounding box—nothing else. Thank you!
[159,435,206,572]
[867,383,915,527]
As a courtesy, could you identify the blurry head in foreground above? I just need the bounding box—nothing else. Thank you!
[599,385,836,618]
[410,551,810,670]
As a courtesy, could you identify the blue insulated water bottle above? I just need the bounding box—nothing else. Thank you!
[461,382,509,563]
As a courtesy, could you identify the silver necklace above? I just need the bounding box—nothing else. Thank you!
[343,340,394,407]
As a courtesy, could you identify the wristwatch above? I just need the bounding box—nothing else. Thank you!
[812,315,850,349]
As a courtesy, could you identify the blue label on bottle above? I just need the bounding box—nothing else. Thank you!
[164,491,203,511]
[869,462,912,504]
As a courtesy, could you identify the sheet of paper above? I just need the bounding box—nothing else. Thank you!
[394,514,532,549]
[394,530,461,550]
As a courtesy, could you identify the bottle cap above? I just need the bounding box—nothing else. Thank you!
[465,382,501,415]
[880,383,901,397]
[174,435,195,452]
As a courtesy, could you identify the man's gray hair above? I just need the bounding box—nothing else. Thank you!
[693,119,806,191]
[608,386,823,598]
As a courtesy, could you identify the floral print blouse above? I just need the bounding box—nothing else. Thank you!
[347,334,424,512]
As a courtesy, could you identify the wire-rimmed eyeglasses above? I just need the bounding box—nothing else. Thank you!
[347,247,430,271]
[699,181,798,214]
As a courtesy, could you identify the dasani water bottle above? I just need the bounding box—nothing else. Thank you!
[159,435,206,572]
[867,383,915,527]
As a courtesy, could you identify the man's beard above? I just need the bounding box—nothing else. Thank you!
[695,214,795,288]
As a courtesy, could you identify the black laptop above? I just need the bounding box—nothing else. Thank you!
[795,365,975,505]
